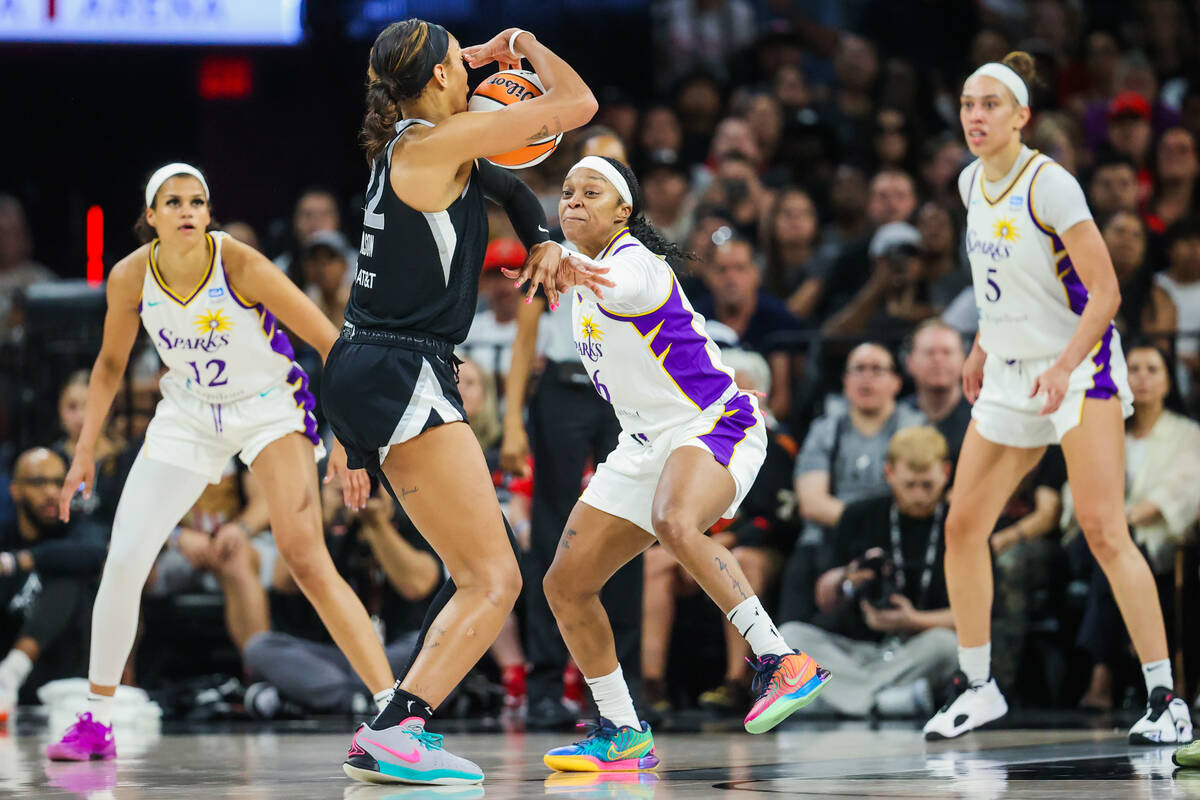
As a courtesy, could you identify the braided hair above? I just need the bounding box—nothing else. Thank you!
[598,156,695,271]
[361,19,451,163]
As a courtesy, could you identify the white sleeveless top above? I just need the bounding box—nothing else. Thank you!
[140,231,297,402]
[569,229,740,438]
[959,146,1096,360]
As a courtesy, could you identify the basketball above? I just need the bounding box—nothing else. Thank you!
[468,69,562,169]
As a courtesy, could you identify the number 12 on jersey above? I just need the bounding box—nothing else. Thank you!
[187,359,228,387]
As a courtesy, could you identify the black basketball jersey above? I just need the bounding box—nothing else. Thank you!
[345,119,488,343]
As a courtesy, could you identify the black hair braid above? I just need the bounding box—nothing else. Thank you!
[361,80,401,163]
[600,157,696,271]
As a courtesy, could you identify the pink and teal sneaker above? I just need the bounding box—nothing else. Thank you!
[544,718,659,772]
[743,650,831,734]
[45,713,117,761]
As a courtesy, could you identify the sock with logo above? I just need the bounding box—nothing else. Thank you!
[727,596,792,658]
[370,685,433,730]
[585,666,641,730]
[1142,659,1174,695]
[86,692,115,727]
[372,688,393,713]
[958,643,991,687]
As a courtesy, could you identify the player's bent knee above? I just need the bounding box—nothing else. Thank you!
[1078,518,1130,565]
[650,510,698,550]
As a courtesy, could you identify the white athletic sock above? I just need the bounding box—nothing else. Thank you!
[87,692,114,727]
[727,596,791,658]
[1143,659,1174,695]
[373,688,393,713]
[0,649,33,691]
[584,666,640,730]
[958,643,991,686]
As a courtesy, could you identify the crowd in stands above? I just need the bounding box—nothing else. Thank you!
[3,1,1200,727]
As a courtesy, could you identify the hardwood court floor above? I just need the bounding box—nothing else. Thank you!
[3,717,1198,798]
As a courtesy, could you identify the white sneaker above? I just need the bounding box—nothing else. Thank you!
[1130,686,1194,745]
[923,671,1008,740]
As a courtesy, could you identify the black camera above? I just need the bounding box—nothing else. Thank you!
[856,553,901,609]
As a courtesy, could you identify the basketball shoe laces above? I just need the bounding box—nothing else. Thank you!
[411,729,445,752]
[748,653,785,700]
[571,718,622,747]
[61,713,107,745]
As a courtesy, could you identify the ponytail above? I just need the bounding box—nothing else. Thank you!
[600,157,696,271]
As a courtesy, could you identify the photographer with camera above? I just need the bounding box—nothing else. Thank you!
[780,427,957,718]
[822,221,938,341]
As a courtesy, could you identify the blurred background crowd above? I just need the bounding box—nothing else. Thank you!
[2,0,1200,729]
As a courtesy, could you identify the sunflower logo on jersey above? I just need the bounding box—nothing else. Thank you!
[193,308,234,338]
[993,216,1020,243]
[576,315,604,362]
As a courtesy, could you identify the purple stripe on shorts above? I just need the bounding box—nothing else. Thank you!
[1085,324,1118,399]
[698,393,756,467]
[596,278,732,410]
[286,364,321,447]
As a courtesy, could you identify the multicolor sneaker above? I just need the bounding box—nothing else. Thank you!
[544,718,660,772]
[343,717,484,785]
[743,651,831,734]
[45,713,117,761]
[1130,686,1193,745]
[1176,739,1200,768]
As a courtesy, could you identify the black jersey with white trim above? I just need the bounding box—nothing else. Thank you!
[345,118,487,343]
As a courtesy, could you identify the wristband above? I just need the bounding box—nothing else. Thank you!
[508,29,531,58]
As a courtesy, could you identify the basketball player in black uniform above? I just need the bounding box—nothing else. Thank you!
[320,20,604,785]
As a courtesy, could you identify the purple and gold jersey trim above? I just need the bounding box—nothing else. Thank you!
[148,234,216,307]
[599,227,631,259]
[221,262,297,364]
[698,393,758,466]
[1027,163,1092,317]
[981,149,1040,207]
[596,275,733,411]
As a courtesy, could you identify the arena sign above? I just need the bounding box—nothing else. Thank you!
[0,0,303,44]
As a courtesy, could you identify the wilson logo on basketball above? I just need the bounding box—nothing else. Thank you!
[483,77,538,101]
[468,69,563,170]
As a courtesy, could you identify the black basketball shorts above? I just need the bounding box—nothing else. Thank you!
[321,338,465,473]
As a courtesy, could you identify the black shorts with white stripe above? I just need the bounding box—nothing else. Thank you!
[321,329,465,474]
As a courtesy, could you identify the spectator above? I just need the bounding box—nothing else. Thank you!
[1147,127,1198,232]
[823,222,935,341]
[272,188,347,284]
[779,343,924,623]
[1087,153,1141,224]
[0,195,55,343]
[244,482,441,719]
[781,427,957,718]
[1156,215,1200,406]
[1062,343,1200,710]
[1105,92,1156,204]
[673,72,726,165]
[823,34,880,164]
[816,163,871,265]
[147,461,270,658]
[873,107,914,173]
[744,93,785,172]
[701,153,771,240]
[762,187,826,319]
[460,240,533,383]
[693,237,803,419]
[300,231,353,330]
[0,448,107,713]
[656,0,758,87]
[51,370,137,528]
[902,319,971,464]
[637,105,684,165]
[916,201,971,310]
[920,134,969,209]
[640,154,694,246]
[223,221,261,251]
[1104,210,1177,345]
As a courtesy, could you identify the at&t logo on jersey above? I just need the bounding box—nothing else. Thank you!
[576,315,604,362]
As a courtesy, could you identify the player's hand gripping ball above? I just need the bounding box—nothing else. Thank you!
[468,70,562,169]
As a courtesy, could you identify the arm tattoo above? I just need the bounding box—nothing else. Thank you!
[559,528,578,549]
[400,486,418,499]
[527,124,550,143]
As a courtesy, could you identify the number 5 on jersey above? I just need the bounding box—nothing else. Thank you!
[985,267,1001,303]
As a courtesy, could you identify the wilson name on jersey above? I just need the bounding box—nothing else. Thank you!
[140,232,298,402]
[346,118,487,343]
[571,230,738,438]
[961,147,1097,360]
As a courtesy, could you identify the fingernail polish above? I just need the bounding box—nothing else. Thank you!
[551,302,558,311]
[526,297,532,304]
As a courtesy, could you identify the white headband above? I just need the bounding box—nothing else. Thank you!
[145,162,210,208]
[967,63,1029,108]
[567,156,633,206]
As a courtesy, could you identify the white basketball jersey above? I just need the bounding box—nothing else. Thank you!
[571,229,737,438]
[140,232,297,402]
[960,147,1096,360]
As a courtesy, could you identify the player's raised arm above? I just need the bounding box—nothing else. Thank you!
[430,28,597,163]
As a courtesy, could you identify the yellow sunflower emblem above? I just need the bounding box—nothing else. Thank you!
[993,216,1020,243]
[579,315,603,342]
[193,307,233,335]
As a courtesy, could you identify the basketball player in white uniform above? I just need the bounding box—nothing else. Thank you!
[46,164,396,762]
[518,156,829,773]
[923,55,1193,744]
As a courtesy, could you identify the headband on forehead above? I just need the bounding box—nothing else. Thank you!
[413,22,450,93]
[145,163,209,208]
[568,156,633,206]
[967,62,1029,108]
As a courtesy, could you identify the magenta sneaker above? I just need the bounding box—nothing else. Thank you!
[46,713,117,761]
